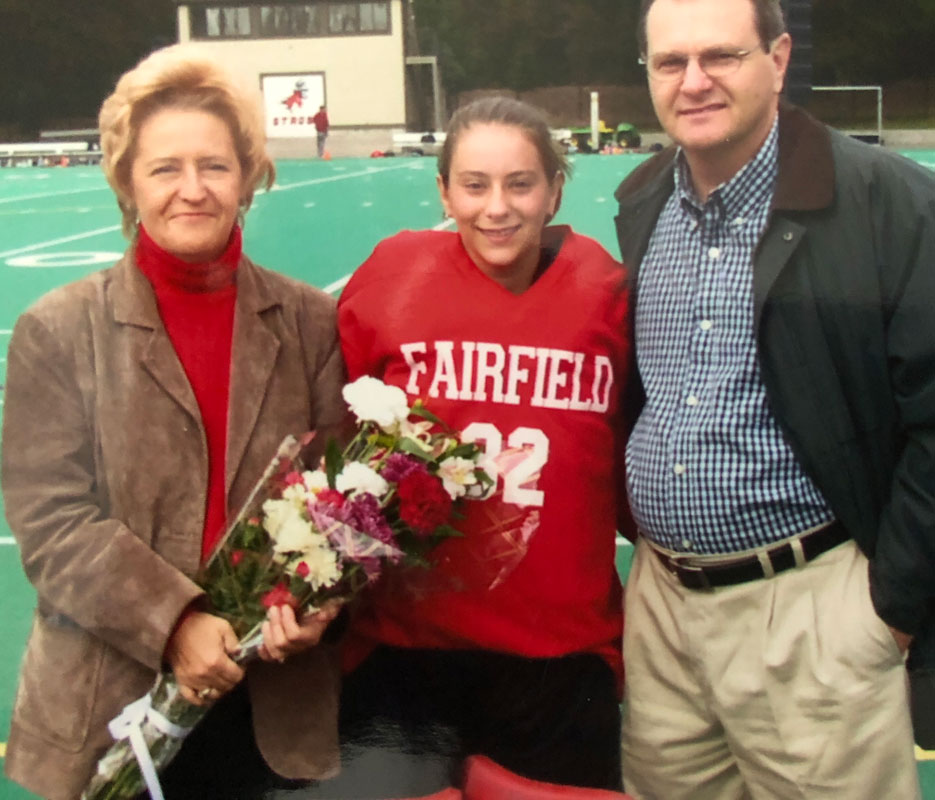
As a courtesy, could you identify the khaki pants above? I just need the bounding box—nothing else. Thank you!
[621,538,920,800]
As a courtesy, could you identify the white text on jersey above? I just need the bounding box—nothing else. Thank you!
[400,341,614,413]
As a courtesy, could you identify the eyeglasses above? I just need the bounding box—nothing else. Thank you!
[638,45,763,82]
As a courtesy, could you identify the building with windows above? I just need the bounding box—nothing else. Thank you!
[175,1,440,156]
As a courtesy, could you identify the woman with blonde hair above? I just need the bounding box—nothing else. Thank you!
[2,44,345,799]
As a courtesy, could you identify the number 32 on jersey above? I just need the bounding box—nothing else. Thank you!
[462,422,549,507]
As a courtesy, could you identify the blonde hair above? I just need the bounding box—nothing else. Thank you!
[98,43,275,237]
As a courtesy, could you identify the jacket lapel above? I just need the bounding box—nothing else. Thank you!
[752,104,836,328]
[225,258,281,493]
[109,252,201,422]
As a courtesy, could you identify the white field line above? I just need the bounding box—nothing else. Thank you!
[0,225,121,260]
[0,537,15,545]
[322,216,454,295]
[615,536,632,546]
[0,185,109,206]
[267,162,416,194]
[0,164,415,262]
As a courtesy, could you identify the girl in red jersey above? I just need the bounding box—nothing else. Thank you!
[325,96,631,797]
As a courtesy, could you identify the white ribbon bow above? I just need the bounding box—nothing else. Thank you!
[107,694,194,800]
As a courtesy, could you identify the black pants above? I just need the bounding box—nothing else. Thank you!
[295,646,622,798]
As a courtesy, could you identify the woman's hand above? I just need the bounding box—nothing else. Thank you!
[258,600,343,663]
[164,610,244,706]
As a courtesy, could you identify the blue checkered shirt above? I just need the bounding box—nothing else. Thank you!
[626,120,833,554]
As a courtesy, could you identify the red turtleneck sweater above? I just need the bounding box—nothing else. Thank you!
[135,225,241,561]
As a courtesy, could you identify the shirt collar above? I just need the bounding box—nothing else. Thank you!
[674,115,780,220]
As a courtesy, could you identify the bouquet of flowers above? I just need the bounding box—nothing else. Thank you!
[82,376,493,800]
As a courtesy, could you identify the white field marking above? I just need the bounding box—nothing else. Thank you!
[0,185,109,206]
[615,536,633,546]
[0,225,121,260]
[0,329,12,334]
[303,201,316,208]
[362,201,373,207]
[2,173,50,181]
[265,163,414,194]
[596,197,608,203]
[0,537,15,546]
[322,216,454,296]
[0,205,109,216]
[916,745,935,761]
[322,275,352,295]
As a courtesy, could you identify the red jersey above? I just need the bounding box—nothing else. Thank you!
[338,226,631,677]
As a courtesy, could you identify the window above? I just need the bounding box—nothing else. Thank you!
[329,4,359,34]
[202,6,251,36]
[359,2,387,32]
[191,2,390,39]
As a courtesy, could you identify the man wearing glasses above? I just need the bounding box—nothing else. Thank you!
[614,0,934,797]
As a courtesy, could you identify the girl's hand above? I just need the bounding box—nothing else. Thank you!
[258,600,343,663]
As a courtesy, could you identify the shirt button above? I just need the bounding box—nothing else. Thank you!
[733,217,745,226]
[700,319,713,331]
[673,463,686,476]
[681,539,693,550]
[708,246,720,259]
[783,231,794,242]
[685,395,699,406]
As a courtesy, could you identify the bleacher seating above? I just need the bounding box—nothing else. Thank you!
[0,129,101,167]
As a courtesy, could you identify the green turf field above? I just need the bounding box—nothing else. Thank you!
[2,151,934,798]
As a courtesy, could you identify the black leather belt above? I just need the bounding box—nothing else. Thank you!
[648,521,850,590]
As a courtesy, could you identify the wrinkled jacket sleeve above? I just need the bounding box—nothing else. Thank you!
[1,308,204,672]
[867,165,935,638]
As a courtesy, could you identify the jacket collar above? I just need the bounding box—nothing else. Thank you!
[615,102,835,215]
[108,249,284,494]
[772,102,835,212]
[109,248,281,328]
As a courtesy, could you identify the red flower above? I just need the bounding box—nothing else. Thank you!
[262,581,299,609]
[230,550,245,567]
[284,470,304,487]
[397,471,452,536]
[295,561,310,578]
[317,488,346,508]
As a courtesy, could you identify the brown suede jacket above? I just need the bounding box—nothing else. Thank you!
[2,251,347,799]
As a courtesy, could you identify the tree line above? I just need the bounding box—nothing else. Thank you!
[2,0,935,134]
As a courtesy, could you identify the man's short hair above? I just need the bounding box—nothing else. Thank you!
[637,0,787,55]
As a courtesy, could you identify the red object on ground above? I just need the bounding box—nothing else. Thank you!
[462,755,633,799]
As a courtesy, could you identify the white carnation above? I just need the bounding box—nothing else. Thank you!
[281,483,309,505]
[290,545,343,591]
[342,376,410,430]
[335,461,389,497]
[272,513,321,554]
[261,498,295,540]
[303,469,329,491]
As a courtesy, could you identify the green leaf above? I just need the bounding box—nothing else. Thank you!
[409,404,446,428]
[443,443,480,460]
[325,437,343,488]
[396,438,434,460]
